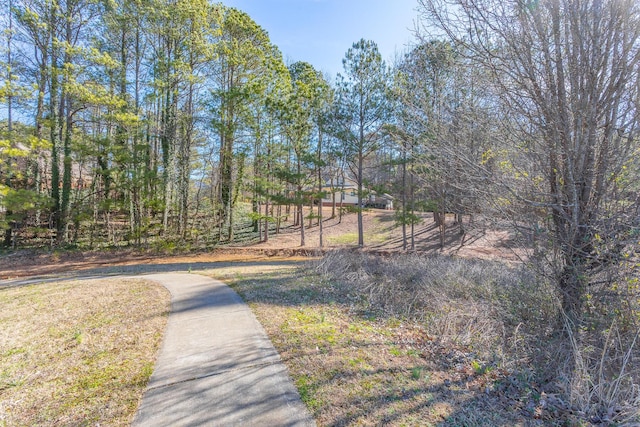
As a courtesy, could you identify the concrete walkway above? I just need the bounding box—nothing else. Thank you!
[132,273,315,427]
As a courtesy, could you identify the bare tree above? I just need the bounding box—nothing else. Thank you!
[392,41,495,250]
[418,0,640,321]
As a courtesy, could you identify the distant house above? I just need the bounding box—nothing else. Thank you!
[319,180,359,207]
[9,141,91,193]
[318,179,394,210]
[366,192,394,210]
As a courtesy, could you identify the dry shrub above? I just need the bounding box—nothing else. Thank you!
[561,318,640,424]
[315,250,558,366]
[314,250,640,424]
[556,261,640,424]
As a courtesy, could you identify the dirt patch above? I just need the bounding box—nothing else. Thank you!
[0,248,311,280]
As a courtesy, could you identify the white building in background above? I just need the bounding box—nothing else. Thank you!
[318,179,393,210]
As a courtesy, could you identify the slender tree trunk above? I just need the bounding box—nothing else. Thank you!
[297,159,305,246]
[161,82,171,235]
[228,154,245,242]
[437,193,446,250]
[314,130,324,243]
[49,21,61,236]
[4,0,14,248]
[219,131,234,241]
[316,129,323,227]
[57,1,77,244]
[410,168,415,251]
[401,146,407,250]
[331,175,336,218]
[132,20,142,245]
[60,99,72,242]
[263,198,269,242]
[276,204,282,234]
[299,202,305,246]
[338,171,345,224]
[178,79,194,240]
[357,150,364,247]
[33,52,48,228]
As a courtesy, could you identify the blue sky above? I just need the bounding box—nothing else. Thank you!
[222,0,420,78]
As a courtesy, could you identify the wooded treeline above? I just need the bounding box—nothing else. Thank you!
[2,0,640,320]
[0,0,339,249]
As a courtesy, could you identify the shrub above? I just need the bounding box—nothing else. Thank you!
[314,250,640,423]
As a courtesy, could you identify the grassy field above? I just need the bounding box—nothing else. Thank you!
[0,279,169,426]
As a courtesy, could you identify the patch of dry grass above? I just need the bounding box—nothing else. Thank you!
[0,278,170,426]
[326,213,396,246]
[217,251,640,426]
[218,264,535,426]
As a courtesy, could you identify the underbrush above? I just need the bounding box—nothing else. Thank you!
[314,250,640,425]
[315,250,557,368]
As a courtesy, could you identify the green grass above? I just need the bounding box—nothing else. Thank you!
[327,232,358,244]
[295,374,323,411]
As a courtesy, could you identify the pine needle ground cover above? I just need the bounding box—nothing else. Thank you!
[0,279,169,426]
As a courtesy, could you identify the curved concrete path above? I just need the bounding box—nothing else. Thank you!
[132,273,315,427]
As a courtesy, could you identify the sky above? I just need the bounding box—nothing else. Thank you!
[222,0,421,78]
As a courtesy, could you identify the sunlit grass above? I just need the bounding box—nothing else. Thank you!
[326,213,396,245]
[0,279,169,426]
[218,263,531,426]
[327,232,358,244]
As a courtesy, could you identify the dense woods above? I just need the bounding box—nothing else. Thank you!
[0,0,383,251]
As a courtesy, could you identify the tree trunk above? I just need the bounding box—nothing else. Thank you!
[357,145,364,248]
[331,175,336,219]
[299,203,305,247]
[338,173,345,224]
[60,8,73,245]
[410,170,415,251]
[49,12,61,236]
[319,202,323,247]
[263,199,269,242]
[276,204,282,234]
[401,146,407,250]
[560,262,586,322]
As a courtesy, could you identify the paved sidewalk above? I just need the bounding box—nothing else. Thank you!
[132,273,315,427]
